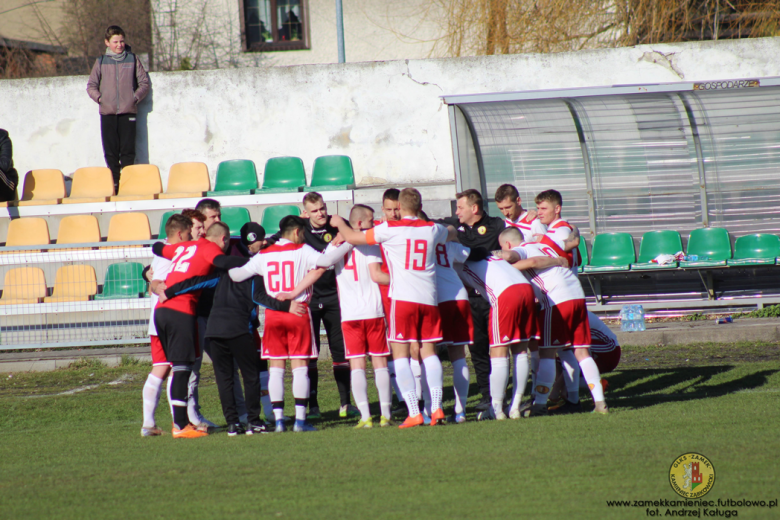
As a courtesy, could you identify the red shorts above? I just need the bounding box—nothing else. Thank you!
[343,317,390,358]
[387,300,443,343]
[379,284,392,319]
[538,298,591,349]
[261,307,318,360]
[489,284,537,347]
[592,345,621,374]
[150,335,170,366]
[439,299,474,345]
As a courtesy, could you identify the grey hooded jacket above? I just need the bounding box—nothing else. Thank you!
[86,45,150,116]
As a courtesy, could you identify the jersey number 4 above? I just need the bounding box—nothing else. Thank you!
[267,261,295,292]
[405,239,428,271]
[170,245,197,273]
[344,251,359,281]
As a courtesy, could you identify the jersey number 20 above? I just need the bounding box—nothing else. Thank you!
[267,261,295,292]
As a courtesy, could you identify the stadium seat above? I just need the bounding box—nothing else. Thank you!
[310,155,355,191]
[56,215,101,247]
[4,217,50,253]
[728,234,780,266]
[105,213,151,246]
[221,206,251,236]
[94,262,148,300]
[110,164,162,201]
[257,157,306,193]
[43,264,97,303]
[631,230,683,270]
[62,167,114,204]
[206,160,257,196]
[158,162,211,199]
[13,169,66,206]
[583,233,635,272]
[679,227,731,267]
[0,267,47,305]
[577,238,588,272]
[157,210,179,239]
[261,205,300,235]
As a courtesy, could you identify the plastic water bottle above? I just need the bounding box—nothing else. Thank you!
[620,304,646,332]
[620,305,632,332]
[635,304,646,331]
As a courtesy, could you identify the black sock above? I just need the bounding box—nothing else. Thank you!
[171,369,192,430]
[333,362,351,407]
[308,361,319,409]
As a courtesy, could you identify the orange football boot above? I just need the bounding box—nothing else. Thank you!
[430,409,446,426]
[172,423,209,439]
[398,414,425,429]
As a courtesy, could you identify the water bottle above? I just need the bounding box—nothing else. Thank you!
[620,305,632,332]
[635,304,646,331]
[684,254,698,261]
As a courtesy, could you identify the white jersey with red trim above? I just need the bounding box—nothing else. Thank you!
[327,243,384,321]
[459,257,530,306]
[512,242,585,306]
[537,218,581,274]
[505,211,546,243]
[434,241,470,303]
[238,238,322,303]
[147,254,172,336]
[588,311,619,353]
[365,217,449,307]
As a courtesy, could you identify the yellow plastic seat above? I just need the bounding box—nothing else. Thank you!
[62,167,114,204]
[43,265,97,303]
[56,215,102,250]
[103,212,151,249]
[110,164,163,201]
[3,217,50,253]
[0,267,47,305]
[13,169,66,206]
[158,162,211,199]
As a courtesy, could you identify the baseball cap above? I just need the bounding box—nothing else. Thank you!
[240,222,266,247]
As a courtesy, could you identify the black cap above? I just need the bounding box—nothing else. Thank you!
[240,222,265,247]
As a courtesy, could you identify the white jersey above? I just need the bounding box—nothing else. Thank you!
[230,238,322,303]
[505,211,546,243]
[512,242,585,307]
[435,242,470,303]
[459,257,530,306]
[366,217,449,307]
[147,254,172,336]
[588,311,619,353]
[537,219,580,275]
[328,243,384,321]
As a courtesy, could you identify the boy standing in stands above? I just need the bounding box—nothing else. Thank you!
[86,25,150,194]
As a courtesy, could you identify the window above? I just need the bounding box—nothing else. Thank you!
[243,0,309,51]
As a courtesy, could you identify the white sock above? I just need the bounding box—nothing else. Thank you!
[451,358,469,414]
[530,350,540,388]
[269,367,285,421]
[393,357,420,417]
[579,356,605,403]
[142,374,163,428]
[351,369,370,421]
[166,376,173,416]
[510,352,529,412]
[387,359,403,401]
[558,349,581,403]
[374,367,392,419]
[490,357,509,415]
[259,371,273,420]
[410,357,422,401]
[422,355,443,413]
[534,358,556,407]
[292,366,309,421]
[419,362,431,415]
[186,374,200,424]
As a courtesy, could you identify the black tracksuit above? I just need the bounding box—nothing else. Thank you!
[0,129,18,203]
[439,213,505,400]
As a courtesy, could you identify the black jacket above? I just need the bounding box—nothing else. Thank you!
[0,129,18,199]
[438,213,505,252]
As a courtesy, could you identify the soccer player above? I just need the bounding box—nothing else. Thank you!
[332,188,450,428]
[533,189,583,273]
[498,227,608,415]
[494,184,544,242]
[151,219,233,438]
[228,215,346,432]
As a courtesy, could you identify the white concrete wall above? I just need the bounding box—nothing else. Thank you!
[2,37,780,191]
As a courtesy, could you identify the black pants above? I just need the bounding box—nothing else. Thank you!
[0,168,18,202]
[469,295,492,399]
[100,113,136,188]
[209,335,262,425]
[311,297,351,407]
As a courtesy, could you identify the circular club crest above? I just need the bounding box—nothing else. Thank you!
[323,233,333,243]
[477,226,487,235]
[669,453,715,498]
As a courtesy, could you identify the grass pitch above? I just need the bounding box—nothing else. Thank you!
[0,343,778,519]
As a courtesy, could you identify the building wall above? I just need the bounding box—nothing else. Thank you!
[0,0,66,47]
[1,38,779,191]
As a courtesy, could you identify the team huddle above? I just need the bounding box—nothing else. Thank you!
[140,185,622,437]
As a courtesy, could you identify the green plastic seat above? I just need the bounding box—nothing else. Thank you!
[310,155,355,191]
[262,205,300,235]
[631,230,683,270]
[577,238,588,273]
[94,262,148,300]
[257,157,306,194]
[728,234,780,266]
[583,233,635,272]
[206,160,258,196]
[220,207,251,236]
[680,227,731,268]
[157,210,180,239]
